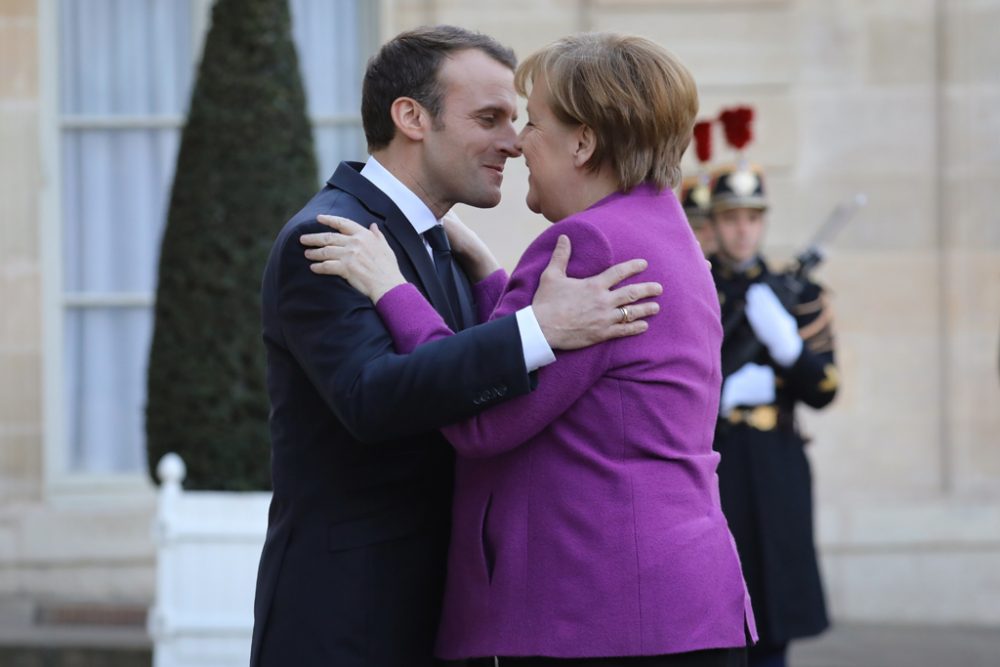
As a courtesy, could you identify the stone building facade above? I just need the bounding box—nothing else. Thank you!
[1,0,998,626]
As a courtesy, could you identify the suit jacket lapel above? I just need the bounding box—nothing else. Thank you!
[328,163,458,329]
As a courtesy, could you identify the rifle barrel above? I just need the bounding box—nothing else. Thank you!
[810,192,867,249]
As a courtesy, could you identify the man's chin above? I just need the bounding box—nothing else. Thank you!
[465,191,502,209]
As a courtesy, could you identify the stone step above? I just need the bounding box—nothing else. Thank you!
[0,597,151,666]
[0,646,150,667]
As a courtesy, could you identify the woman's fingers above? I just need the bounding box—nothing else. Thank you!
[441,208,464,227]
[300,231,348,248]
[303,245,347,261]
[309,259,345,276]
[316,214,366,234]
[302,215,369,248]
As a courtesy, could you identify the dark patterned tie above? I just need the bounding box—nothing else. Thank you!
[423,224,467,330]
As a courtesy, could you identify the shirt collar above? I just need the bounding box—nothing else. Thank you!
[360,156,441,236]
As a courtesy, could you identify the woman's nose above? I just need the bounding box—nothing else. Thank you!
[512,127,527,155]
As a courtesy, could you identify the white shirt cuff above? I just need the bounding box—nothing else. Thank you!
[515,306,556,372]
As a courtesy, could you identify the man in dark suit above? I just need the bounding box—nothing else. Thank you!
[250,26,659,666]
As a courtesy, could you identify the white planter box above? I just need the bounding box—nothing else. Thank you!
[149,454,270,667]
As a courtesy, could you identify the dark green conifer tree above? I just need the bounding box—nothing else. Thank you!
[146,0,317,489]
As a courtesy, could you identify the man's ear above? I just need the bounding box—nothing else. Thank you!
[390,97,429,142]
[572,125,597,168]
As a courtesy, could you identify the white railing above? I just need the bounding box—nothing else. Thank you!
[149,453,271,667]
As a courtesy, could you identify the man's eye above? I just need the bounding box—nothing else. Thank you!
[480,115,496,125]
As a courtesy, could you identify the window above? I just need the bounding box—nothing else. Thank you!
[51,0,376,480]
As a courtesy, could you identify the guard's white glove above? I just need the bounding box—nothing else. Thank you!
[744,283,803,367]
[720,362,776,415]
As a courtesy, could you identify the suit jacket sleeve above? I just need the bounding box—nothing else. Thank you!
[775,281,838,409]
[272,219,533,444]
[375,219,616,458]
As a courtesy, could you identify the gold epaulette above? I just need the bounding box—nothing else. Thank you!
[797,293,834,349]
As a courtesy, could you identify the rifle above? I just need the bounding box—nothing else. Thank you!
[720,193,867,378]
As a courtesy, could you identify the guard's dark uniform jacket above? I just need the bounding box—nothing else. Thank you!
[710,255,839,649]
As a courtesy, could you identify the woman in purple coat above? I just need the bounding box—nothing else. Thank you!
[304,33,754,666]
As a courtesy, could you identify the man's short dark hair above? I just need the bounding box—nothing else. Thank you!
[361,25,517,152]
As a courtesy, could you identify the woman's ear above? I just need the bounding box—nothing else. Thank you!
[390,97,428,142]
[573,125,597,168]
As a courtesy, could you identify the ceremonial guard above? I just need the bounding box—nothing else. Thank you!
[709,107,839,667]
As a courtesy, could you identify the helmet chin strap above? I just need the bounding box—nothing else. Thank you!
[716,253,757,273]
[713,238,757,269]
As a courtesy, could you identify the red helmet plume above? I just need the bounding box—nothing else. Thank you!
[718,106,754,151]
[693,121,713,164]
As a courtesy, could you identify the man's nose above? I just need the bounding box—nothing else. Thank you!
[499,123,522,157]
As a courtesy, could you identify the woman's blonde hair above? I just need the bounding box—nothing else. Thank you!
[514,32,698,191]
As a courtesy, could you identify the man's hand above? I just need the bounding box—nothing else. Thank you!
[532,235,662,350]
[301,215,406,303]
[744,283,802,367]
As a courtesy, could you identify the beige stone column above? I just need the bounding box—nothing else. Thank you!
[0,0,43,502]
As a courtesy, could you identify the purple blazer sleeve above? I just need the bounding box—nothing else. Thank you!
[375,219,616,457]
[377,267,509,344]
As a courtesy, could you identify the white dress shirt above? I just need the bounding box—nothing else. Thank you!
[360,157,555,372]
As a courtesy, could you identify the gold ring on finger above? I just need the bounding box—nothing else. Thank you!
[618,305,630,323]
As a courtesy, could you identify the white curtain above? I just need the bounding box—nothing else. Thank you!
[289,0,370,179]
[59,0,371,473]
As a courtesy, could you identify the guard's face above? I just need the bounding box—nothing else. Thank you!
[712,207,765,264]
[688,214,718,257]
[420,49,520,211]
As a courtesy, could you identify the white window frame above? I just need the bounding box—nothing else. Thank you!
[38,0,205,501]
[38,0,377,502]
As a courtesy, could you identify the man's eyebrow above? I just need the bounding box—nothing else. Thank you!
[472,104,513,117]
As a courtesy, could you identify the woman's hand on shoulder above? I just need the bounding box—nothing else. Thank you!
[300,215,405,303]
